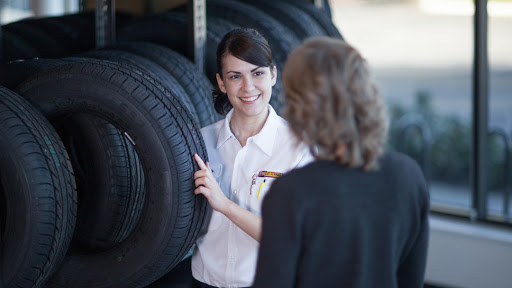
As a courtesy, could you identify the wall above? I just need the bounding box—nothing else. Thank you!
[426,214,512,288]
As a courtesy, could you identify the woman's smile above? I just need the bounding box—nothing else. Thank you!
[240,94,261,103]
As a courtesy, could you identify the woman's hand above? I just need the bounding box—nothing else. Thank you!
[193,154,230,213]
[193,153,262,242]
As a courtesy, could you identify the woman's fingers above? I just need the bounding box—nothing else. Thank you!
[194,153,208,170]
[194,169,209,180]
[194,185,209,196]
[195,176,210,188]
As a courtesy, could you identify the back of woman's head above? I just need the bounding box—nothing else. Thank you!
[213,28,274,115]
[283,37,388,170]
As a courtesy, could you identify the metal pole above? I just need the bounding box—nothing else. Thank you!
[187,0,206,73]
[0,0,3,62]
[96,0,116,48]
[0,225,3,288]
[471,0,489,220]
[487,129,511,219]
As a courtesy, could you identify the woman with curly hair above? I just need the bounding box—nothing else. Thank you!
[252,37,430,288]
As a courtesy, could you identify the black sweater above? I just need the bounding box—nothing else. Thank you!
[253,152,429,288]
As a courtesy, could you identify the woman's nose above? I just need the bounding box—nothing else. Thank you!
[242,77,255,91]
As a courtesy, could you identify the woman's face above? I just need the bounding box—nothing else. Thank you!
[216,53,277,119]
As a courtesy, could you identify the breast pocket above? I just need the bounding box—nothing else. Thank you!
[247,174,279,216]
[210,163,223,183]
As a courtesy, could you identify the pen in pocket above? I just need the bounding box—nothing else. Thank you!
[257,179,266,198]
[250,174,257,195]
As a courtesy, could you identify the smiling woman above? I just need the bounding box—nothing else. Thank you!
[189,28,313,288]
[216,54,277,143]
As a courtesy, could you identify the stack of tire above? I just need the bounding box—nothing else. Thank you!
[1,56,211,288]
[1,1,343,287]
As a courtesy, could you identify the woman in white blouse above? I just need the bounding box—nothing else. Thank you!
[191,28,313,288]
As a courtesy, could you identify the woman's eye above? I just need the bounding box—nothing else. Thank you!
[229,75,241,79]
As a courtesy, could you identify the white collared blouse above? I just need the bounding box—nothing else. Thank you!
[191,105,313,288]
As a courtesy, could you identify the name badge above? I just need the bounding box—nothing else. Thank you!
[257,170,283,178]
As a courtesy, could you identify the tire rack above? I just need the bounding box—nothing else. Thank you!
[0,0,326,66]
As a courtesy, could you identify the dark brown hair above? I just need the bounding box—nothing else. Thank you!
[213,28,274,115]
[283,37,388,170]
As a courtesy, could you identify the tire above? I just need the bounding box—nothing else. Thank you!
[16,59,209,288]
[0,29,41,61]
[0,58,67,88]
[17,11,137,55]
[80,49,201,126]
[240,0,326,40]
[117,14,188,57]
[2,21,70,58]
[0,87,77,288]
[114,41,221,126]
[56,115,146,253]
[0,57,148,253]
[282,0,343,39]
[12,16,93,56]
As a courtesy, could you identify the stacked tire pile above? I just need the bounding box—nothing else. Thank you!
[0,1,343,287]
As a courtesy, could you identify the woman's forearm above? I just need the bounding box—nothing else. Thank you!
[222,201,262,242]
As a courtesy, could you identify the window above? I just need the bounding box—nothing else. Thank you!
[487,0,512,222]
[331,0,512,224]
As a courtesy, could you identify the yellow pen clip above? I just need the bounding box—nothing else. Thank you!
[257,179,266,198]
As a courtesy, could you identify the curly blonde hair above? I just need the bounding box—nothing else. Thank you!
[283,37,388,170]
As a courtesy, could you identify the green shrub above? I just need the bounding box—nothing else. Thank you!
[388,90,509,189]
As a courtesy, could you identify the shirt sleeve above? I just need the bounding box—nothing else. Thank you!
[253,177,302,288]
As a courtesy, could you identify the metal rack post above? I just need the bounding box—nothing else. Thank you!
[187,0,206,73]
[96,0,116,48]
[0,0,3,61]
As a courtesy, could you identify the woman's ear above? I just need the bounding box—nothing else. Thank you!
[335,141,347,161]
[271,66,277,87]
[216,73,227,93]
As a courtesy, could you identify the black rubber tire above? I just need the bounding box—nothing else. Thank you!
[0,58,67,88]
[282,0,343,39]
[23,11,136,55]
[16,59,209,288]
[0,87,77,288]
[0,57,147,253]
[56,115,146,253]
[2,21,70,58]
[0,29,41,62]
[12,16,93,55]
[240,0,326,40]
[80,49,200,126]
[117,14,188,57]
[113,41,221,126]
